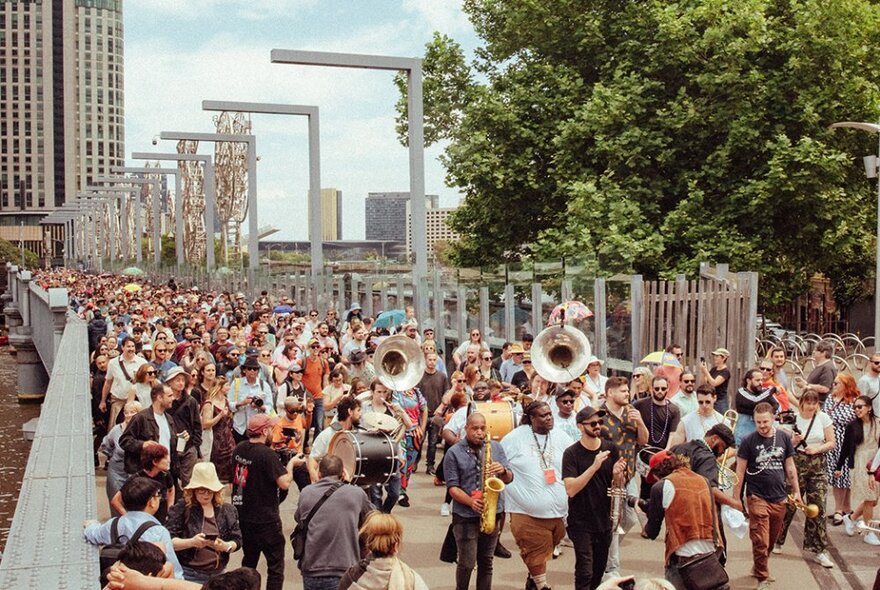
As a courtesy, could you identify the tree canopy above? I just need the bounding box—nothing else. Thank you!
[398,0,880,306]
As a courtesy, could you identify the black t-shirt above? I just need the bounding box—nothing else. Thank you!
[671,440,718,489]
[231,440,287,523]
[511,370,530,392]
[710,367,731,402]
[562,438,619,532]
[633,398,680,449]
[418,370,449,413]
[737,429,795,502]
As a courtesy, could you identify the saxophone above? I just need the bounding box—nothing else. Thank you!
[480,436,506,534]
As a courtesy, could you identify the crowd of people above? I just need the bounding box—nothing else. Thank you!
[20,267,877,590]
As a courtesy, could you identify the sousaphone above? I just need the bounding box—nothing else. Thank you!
[531,324,592,383]
[373,334,426,392]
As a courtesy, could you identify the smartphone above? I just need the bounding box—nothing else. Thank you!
[204,533,219,541]
[282,427,298,437]
[619,577,636,590]
[699,356,705,364]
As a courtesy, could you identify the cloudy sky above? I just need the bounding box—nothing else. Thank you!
[124,1,480,241]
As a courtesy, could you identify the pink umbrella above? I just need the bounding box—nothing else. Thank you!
[547,300,594,326]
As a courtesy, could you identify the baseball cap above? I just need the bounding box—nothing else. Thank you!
[575,406,607,423]
[646,449,674,484]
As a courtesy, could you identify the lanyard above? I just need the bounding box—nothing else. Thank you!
[532,431,551,470]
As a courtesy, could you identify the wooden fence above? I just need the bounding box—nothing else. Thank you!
[640,266,758,403]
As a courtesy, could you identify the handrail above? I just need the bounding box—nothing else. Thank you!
[0,313,99,588]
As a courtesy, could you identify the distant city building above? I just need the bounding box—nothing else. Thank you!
[0,0,125,256]
[364,191,438,242]
[407,206,460,261]
[320,187,342,241]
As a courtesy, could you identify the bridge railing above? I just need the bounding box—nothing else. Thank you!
[27,281,69,374]
[0,312,99,588]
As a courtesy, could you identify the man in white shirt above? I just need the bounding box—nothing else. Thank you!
[501,401,575,590]
[500,343,525,384]
[341,327,368,365]
[668,385,724,447]
[551,389,579,441]
[100,337,148,426]
[670,371,698,417]
[228,356,274,443]
[858,352,880,416]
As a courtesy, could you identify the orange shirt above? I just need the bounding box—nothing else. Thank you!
[302,355,328,399]
[271,414,307,452]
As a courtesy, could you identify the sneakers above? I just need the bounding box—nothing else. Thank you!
[813,551,834,568]
[426,465,436,476]
[843,514,856,536]
[831,512,844,526]
[865,531,880,546]
[756,581,772,590]
[552,544,562,559]
[772,543,782,554]
[398,495,410,508]
[440,502,450,517]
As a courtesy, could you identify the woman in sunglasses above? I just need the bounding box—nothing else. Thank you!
[478,350,501,383]
[131,364,158,408]
[201,378,235,484]
[835,395,880,544]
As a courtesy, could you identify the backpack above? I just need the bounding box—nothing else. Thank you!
[99,518,157,572]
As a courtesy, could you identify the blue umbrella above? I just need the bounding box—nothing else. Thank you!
[273,305,293,314]
[374,309,406,330]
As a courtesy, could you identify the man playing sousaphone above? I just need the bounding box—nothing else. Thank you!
[445,412,514,590]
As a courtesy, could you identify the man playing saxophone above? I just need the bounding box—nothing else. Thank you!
[445,412,514,590]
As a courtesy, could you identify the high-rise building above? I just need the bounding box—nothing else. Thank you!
[407,205,460,260]
[320,187,342,240]
[0,0,125,253]
[364,191,438,242]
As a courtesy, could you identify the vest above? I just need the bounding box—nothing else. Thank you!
[663,468,719,564]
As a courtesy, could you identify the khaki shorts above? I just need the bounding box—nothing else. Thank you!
[509,513,566,568]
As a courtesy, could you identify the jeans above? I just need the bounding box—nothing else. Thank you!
[424,421,440,469]
[182,565,221,584]
[308,398,325,447]
[303,576,342,590]
[568,527,612,590]
[747,495,787,581]
[714,394,729,414]
[734,414,756,447]
[370,473,401,513]
[240,519,285,590]
[452,513,500,590]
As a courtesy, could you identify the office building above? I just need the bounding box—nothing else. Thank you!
[407,205,460,260]
[364,191,438,242]
[0,0,125,254]
[320,187,342,240]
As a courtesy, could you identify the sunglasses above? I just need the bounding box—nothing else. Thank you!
[311,345,320,349]
[698,400,714,405]
[760,367,773,372]
[855,404,868,409]
[681,379,695,383]
[559,399,575,405]
[287,409,303,414]
[482,357,492,361]
[260,353,271,358]
[154,349,167,353]
[581,420,602,427]
[228,353,240,357]
[653,387,668,392]
[872,361,880,365]
[146,370,156,375]
[455,379,465,383]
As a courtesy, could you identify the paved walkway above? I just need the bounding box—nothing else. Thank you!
[93,468,868,589]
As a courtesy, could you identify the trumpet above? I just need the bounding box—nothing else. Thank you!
[717,448,738,491]
[723,409,738,432]
[608,460,627,534]
[786,494,819,518]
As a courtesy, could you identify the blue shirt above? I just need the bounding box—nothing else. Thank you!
[83,511,183,579]
[444,439,509,519]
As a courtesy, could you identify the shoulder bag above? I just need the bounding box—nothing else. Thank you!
[290,482,342,560]
[677,479,730,590]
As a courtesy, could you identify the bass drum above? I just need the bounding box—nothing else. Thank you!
[328,430,401,486]
[468,400,517,441]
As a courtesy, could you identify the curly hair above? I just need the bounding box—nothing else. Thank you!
[650,453,691,480]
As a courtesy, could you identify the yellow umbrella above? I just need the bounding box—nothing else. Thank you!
[123,283,142,293]
[640,350,682,367]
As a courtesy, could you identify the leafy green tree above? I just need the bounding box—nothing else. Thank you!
[400,0,880,306]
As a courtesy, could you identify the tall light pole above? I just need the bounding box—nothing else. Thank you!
[112,165,183,269]
[131,151,218,271]
[158,131,258,273]
[831,121,880,342]
[201,100,322,280]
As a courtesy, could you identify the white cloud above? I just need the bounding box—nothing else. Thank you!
[400,0,472,35]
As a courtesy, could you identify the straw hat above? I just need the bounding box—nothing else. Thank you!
[184,462,224,492]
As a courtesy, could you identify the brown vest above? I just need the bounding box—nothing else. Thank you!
[663,468,720,564]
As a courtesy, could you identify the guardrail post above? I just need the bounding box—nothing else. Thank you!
[9,271,48,400]
[48,288,69,355]
[0,262,13,317]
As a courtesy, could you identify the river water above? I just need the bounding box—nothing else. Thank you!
[0,348,41,552]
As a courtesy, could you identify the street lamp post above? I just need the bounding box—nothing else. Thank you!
[130,152,218,271]
[201,100,322,281]
[112,165,183,269]
[158,131,258,273]
[831,121,880,342]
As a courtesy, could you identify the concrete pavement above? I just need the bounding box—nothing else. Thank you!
[95,466,852,589]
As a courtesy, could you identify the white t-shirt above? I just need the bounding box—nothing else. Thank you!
[682,411,723,442]
[551,406,579,442]
[444,406,469,440]
[500,425,574,518]
[310,425,338,463]
[155,411,171,457]
[106,355,148,400]
[858,374,880,417]
[784,411,833,447]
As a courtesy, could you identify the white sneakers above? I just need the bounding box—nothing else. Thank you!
[813,551,834,568]
[865,531,880,546]
[843,514,857,536]
[772,544,783,554]
[440,502,451,517]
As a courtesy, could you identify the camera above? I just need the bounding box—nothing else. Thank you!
[252,398,264,408]
[777,410,797,425]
